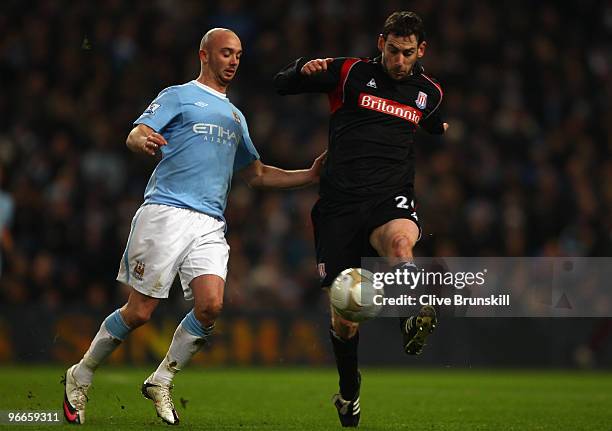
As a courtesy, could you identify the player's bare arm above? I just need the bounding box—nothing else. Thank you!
[126,123,167,156]
[240,151,327,189]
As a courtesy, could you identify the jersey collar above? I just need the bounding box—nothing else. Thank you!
[191,80,228,100]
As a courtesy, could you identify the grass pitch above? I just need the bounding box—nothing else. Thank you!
[0,366,610,430]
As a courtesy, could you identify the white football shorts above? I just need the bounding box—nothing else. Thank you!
[117,204,229,300]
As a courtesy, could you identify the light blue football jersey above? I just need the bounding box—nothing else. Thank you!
[134,80,260,221]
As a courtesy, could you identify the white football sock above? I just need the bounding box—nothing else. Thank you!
[73,310,131,385]
[150,312,214,386]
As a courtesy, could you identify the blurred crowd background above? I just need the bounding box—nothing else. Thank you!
[0,0,610,311]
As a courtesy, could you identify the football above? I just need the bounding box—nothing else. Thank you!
[330,268,383,322]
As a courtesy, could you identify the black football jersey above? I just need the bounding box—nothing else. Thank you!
[274,56,444,202]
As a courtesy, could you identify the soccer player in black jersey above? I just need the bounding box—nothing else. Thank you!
[274,11,448,427]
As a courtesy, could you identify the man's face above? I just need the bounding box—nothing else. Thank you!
[202,32,242,85]
[378,33,426,81]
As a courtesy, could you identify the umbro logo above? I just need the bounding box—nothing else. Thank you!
[195,101,208,108]
[366,78,377,89]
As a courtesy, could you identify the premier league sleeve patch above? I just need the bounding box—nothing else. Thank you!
[143,102,161,115]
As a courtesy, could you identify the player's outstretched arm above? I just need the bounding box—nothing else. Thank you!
[300,58,334,76]
[126,124,167,156]
[274,57,339,95]
[240,151,327,189]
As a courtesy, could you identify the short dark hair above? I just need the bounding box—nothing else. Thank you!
[382,11,426,43]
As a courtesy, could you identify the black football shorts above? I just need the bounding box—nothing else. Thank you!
[311,190,421,287]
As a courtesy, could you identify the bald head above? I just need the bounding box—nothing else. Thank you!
[200,28,238,51]
[197,28,242,92]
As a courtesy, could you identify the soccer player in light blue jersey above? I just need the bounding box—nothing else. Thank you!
[62,28,326,426]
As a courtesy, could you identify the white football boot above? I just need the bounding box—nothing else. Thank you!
[141,374,179,425]
[62,364,89,424]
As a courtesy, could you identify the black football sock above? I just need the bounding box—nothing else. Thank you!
[329,327,360,400]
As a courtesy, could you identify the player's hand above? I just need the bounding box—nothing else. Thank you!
[309,150,328,183]
[142,132,167,156]
[301,58,334,76]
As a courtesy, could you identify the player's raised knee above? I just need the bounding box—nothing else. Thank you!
[390,233,415,257]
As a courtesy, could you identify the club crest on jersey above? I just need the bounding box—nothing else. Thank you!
[232,111,241,124]
[144,103,161,115]
[317,263,327,280]
[415,91,428,109]
[366,78,377,89]
[134,260,145,281]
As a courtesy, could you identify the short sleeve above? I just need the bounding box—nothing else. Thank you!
[233,113,260,172]
[133,87,181,132]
